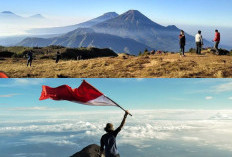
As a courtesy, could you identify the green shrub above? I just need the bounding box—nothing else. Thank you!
[48,45,65,49]
[189,48,196,53]
[61,48,117,60]
[229,51,232,56]
[0,51,14,58]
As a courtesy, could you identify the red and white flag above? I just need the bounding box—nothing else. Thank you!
[0,72,8,78]
[39,80,117,106]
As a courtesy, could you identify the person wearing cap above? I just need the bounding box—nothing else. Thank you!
[100,111,129,157]
[195,30,204,55]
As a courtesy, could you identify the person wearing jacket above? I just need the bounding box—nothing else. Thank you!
[27,50,33,67]
[213,29,220,54]
[179,30,186,57]
[195,30,203,55]
[100,111,129,157]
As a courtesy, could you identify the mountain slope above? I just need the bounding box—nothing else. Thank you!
[0,11,22,19]
[92,10,210,51]
[27,12,119,35]
[19,28,151,55]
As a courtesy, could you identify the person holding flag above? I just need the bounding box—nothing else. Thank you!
[39,80,132,157]
[100,110,129,157]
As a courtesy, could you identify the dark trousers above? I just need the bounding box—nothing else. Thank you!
[196,42,202,54]
[180,46,185,56]
[214,41,220,53]
[27,59,32,67]
[56,57,60,63]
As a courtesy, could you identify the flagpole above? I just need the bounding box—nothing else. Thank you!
[106,96,132,117]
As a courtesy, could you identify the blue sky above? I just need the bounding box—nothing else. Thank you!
[1,0,232,46]
[0,79,232,113]
[1,79,232,157]
[0,0,232,27]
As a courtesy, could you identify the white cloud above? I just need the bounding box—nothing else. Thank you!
[0,93,20,98]
[14,79,44,86]
[212,82,232,93]
[205,96,213,100]
[8,107,58,111]
[228,97,232,100]
[1,110,232,153]
[0,79,44,87]
[136,78,145,82]
[209,112,232,120]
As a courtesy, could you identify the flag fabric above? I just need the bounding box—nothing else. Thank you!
[0,72,8,78]
[39,80,117,106]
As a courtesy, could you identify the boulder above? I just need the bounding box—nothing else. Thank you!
[70,144,105,157]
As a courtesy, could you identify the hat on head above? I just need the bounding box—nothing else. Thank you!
[104,123,114,132]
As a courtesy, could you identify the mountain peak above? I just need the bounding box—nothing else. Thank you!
[123,10,145,17]
[126,10,141,14]
[166,25,179,31]
[103,12,118,16]
[113,9,161,27]
[1,11,15,14]
[30,14,45,18]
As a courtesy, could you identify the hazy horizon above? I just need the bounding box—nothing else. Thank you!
[1,78,232,156]
[0,0,232,48]
[0,110,232,157]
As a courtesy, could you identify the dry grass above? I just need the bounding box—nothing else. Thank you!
[1,52,232,78]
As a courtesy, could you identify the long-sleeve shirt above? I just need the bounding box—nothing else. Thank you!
[179,35,186,47]
[214,32,220,42]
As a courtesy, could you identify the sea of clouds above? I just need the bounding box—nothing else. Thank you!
[0,110,232,157]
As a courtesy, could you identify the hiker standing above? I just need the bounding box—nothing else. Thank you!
[100,111,129,157]
[56,51,61,63]
[179,30,186,56]
[195,30,203,55]
[213,29,220,54]
[27,50,33,67]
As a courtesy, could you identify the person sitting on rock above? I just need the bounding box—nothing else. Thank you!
[100,111,129,157]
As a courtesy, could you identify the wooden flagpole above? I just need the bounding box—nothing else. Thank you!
[106,96,132,117]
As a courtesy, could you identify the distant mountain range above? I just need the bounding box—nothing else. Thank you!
[19,10,212,54]
[27,12,119,35]
[19,28,151,55]
[0,11,45,20]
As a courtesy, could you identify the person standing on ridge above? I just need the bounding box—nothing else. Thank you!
[56,51,61,63]
[100,111,129,157]
[195,30,203,55]
[213,29,220,54]
[27,50,33,67]
[179,30,186,57]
